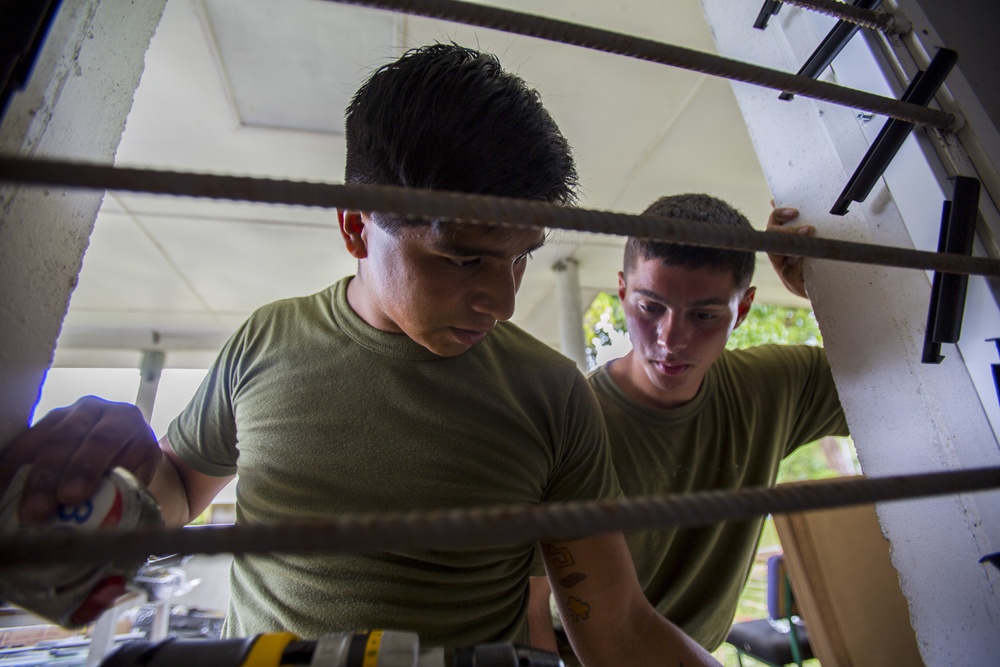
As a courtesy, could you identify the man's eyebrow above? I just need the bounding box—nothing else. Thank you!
[430,236,546,258]
[633,288,729,308]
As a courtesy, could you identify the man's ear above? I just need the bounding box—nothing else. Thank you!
[338,210,368,259]
[617,271,627,302]
[734,286,756,329]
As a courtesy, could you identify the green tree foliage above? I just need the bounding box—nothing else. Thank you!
[583,292,628,367]
[727,304,822,350]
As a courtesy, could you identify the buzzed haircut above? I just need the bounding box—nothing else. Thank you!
[624,193,756,291]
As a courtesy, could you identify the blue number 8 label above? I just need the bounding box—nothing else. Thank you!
[58,499,94,524]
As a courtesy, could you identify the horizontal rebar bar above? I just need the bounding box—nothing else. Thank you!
[1,466,997,567]
[2,156,998,277]
[332,0,950,129]
[783,0,903,34]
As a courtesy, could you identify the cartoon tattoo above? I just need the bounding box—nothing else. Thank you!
[559,572,586,588]
[566,596,591,622]
[544,543,576,568]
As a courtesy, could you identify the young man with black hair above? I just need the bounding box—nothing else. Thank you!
[1,44,719,666]
[531,193,848,657]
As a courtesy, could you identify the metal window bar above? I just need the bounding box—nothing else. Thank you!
[831,47,958,215]
[922,177,980,364]
[754,0,784,30]
[779,0,883,102]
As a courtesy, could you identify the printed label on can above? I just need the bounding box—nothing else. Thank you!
[0,466,163,628]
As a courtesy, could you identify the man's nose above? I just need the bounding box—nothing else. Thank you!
[657,313,689,352]
[470,265,517,322]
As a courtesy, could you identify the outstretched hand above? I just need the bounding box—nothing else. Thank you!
[766,206,814,300]
[0,396,162,524]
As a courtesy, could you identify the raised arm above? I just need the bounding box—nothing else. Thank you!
[0,395,232,527]
[540,531,721,667]
[765,206,814,300]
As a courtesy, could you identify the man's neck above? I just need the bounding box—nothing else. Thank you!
[607,352,700,410]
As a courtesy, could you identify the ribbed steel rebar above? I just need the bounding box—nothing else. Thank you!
[2,156,998,277]
[782,0,902,34]
[332,0,950,129]
[1,466,998,567]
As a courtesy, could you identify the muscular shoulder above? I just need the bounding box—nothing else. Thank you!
[715,344,828,382]
[485,322,583,376]
[243,287,336,330]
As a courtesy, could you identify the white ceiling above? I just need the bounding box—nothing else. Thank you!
[54,0,809,368]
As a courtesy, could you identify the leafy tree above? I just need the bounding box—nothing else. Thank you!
[727,304,822,350]
[582,292,628,368]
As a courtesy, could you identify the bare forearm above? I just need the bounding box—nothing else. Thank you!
[560,603,718,666]
[147,454,194,526]
[147,437,232,527]
[528,576,559,653]
[544,535,721,667]
[619,605,720,667]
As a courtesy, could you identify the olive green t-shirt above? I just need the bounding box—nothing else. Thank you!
[591,344,847,650]
[167,277,620,648]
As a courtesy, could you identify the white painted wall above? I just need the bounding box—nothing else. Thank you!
[0,0,167,444]
[700,1,1000,664]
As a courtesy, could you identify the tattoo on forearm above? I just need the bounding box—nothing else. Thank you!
[559,572,586,588]
[566,596,591,622]
[544,543,576,568]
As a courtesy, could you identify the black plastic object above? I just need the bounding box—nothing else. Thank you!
[0,0,63,121]
[988,338,1000,408]
[779,0,883,101]
[101,637,258,667]
[982,551,1000,571]
[101,634,564,667]
[921,176,980,364]
[831,47,958,216]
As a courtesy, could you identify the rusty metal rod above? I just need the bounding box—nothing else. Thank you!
[1,465,998,566]
[331,0,948,128]
[2,156,998,276]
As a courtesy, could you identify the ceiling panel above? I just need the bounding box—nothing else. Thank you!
[202,0,396,133]
[54,0,801,368]
[140,212,345,311]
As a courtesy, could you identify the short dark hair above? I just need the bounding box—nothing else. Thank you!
[623,194,755,291]
[344,43,578,234]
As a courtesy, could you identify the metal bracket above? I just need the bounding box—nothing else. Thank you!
[981,552,1000,572]
[831,47,957,216]
[754,0,783,30]
[779,0,883,101]
[988,338,1000,407]
[921,176,980,364]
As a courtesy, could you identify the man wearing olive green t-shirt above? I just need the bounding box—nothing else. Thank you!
[3,45,722,667]
[530,194,848,657]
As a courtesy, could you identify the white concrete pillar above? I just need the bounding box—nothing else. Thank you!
[136,349,165,423]
[701,2,1000,663]
[0,0,166,445]
[553,258,588,372]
